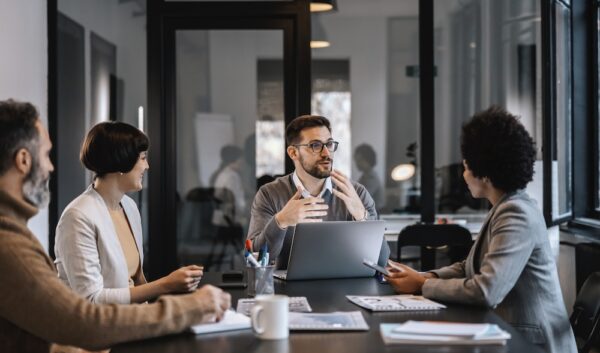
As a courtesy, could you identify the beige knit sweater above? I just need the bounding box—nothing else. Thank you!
[0,190,215,352]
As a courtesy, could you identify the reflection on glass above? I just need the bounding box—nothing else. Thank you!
[176,30,284,270]
[554,2,572,218]
[387,17,420,215]
[312,91,351,177]
[256,120,285,177]
[434,0,542,216]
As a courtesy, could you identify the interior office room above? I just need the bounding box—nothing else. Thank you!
[1,0,600,352]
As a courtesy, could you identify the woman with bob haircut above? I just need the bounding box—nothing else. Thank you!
[54,121,203,304]
[384,106,576,353]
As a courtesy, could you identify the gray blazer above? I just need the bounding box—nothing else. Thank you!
[422,190,576,353]
[247,173,390,269]
[54,185,144,304]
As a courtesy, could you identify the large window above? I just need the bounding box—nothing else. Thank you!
[543,0,573,225]
[553,1,573,220]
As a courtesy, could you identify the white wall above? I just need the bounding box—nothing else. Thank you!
[0,0,49,251]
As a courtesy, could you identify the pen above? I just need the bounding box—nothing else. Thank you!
[245,250,260,267]
[245,239,253,251]
[257,244,266,264]
[259,244,269,266]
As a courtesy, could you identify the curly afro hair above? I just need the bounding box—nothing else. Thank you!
[461,106,536,193]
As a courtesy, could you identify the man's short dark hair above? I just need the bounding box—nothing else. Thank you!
[0,100,40,176]
[461,106,536,193]
[354,144,377,167]
[80,121,149,178]
[285,115,331,146]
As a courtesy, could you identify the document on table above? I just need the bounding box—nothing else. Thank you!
[347,295,446,311]
[190,310,251,335]
[236,297,312,316]
[288,311,369,331]
[380,321,511,345]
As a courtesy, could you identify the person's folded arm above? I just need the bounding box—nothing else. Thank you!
[422,203,535,308]
[56,209,130,304]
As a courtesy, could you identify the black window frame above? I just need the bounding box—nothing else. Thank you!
[542,0,575,226]
[564,0,599,233]
[146,0,311,278]
[592,0,600,218]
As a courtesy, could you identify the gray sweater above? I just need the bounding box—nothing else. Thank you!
[247,173,390,269]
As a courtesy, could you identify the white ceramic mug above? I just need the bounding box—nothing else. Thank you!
[251,294,289,340]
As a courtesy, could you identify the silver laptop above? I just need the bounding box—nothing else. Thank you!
[273,220,386,281]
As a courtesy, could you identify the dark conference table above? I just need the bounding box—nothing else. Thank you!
[113,272,545,353]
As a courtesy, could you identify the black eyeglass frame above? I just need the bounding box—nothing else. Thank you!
[293,140,339,153]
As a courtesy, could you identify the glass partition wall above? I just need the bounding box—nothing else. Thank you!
[433,0,543,225]
[175,30,285,270]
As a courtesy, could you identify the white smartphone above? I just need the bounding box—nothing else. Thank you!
[362,259,390,276]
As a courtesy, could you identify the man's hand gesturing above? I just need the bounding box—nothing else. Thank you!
[274,187,329,229]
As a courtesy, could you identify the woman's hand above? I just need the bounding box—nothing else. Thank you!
[384,260,428,294]
[159,265,204,293]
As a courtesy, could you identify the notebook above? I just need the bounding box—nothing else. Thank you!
[347,295,446,311]
[236,297,312,316]
[190,310,251,334]
[380,321,511,345]
[288,311,369,331]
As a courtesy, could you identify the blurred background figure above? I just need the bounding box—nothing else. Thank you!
[211,145,246,226]
[354,143,384,210]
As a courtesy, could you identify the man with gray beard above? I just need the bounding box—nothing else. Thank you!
[247,115,390,269]
[0,99,230,353]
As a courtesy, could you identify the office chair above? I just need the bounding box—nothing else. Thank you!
[397,223,473,271]
[183,187,244,271]
[576,243,600,294]
[571,272,600,353]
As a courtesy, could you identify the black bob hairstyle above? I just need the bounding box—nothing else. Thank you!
[80,121,149,178]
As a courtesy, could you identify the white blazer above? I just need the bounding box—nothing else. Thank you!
[54,185,144,304]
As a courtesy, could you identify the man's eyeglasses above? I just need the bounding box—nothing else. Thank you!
[293,140,339,153]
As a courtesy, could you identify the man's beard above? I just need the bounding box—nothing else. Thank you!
[22,155,50,209]
[299,155,333,179]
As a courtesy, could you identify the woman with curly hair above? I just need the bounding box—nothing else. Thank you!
[385,106,576,353]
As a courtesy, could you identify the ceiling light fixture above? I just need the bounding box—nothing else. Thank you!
[310,14,330,49]
[310,0,336,13]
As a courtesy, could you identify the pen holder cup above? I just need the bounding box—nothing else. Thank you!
[247,265,275,297]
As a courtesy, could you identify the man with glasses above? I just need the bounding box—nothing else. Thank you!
[247,115,389,269]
